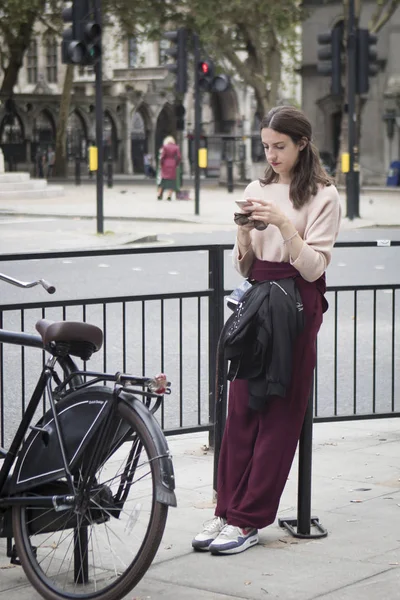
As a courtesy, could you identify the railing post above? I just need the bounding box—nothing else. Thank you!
[207,246,227,500]
[226,158,234,193]
[107,158,113,188]
[208,245,225,444]
[278,372,328,538]
[75,155,81,185]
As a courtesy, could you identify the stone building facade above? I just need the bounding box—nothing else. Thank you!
[0,18,300,180]
[302,0,400,185]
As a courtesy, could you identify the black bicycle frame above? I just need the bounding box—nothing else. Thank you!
[0,328,89,510]
[0,327,169,514]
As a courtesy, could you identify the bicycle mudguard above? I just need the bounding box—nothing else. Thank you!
[10,387,117,494]
[118,390,177,507]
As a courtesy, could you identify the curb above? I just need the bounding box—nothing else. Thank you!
[0,210,198,225]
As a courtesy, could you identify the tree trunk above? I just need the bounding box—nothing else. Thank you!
[55,65,74,178]
[0,52,24,96]
[0,6,44,96]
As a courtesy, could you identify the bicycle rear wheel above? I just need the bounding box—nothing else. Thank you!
[12,395,168,600]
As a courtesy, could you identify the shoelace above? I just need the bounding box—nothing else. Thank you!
[202,517,225,532]
[218,524,242,538]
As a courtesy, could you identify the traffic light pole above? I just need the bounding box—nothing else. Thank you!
[346,0,360,219]
[193,33,201,216]
[94,0,104,234]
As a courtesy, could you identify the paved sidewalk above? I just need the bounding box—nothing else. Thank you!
[0,180,399,254]
[0,181,399,244]
[0,181,399,598]
[1,419,399,599]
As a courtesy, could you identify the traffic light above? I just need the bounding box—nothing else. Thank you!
[61,1,101,66]
[317,25,343,96]
[163,28,188,94]
[198,60,214,91]
[198,60,230,92]
[357,28,378,95]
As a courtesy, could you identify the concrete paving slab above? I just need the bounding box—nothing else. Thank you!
[127,577,250,600]
[143,545,391,600]
[313,567,400,600]
[1,418,400,600]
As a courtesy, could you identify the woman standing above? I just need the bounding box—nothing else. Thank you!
[157,136,181,201]
[192,105,342,555]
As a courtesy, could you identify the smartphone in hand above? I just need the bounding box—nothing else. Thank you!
[235,200,253,210]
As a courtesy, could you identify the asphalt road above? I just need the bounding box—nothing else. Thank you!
[0,218,399,447]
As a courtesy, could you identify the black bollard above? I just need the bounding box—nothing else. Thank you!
[107,160,113,188]
[278,380,328,539]
[227,158,234,193]
[75,156,81,185]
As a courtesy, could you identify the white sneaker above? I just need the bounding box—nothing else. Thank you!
[192,517,227,551]
[209,524,259,555]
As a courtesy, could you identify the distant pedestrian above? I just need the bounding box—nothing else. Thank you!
[157,136,181,201]
[36,148,44,178]
[46,146,55,178]
[143,153,156,178]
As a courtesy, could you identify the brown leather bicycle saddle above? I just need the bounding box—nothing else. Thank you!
[35,319,103,358]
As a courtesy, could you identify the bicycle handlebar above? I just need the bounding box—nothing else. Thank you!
[0,272,56,294]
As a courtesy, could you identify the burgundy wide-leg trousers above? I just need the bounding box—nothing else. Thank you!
[215,260,326,530]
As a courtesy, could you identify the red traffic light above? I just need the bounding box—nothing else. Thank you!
[200,61,210,74]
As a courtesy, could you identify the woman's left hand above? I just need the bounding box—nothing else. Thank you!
[246,199,288,228]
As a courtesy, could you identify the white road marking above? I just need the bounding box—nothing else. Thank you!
[98,264,110,268]
[132,267,142,271]
[168,271,179,275]
[337,262,347,267]
[0,218,57,225]
[375,265,385,270]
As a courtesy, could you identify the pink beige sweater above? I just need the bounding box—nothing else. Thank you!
[233,181,342,282]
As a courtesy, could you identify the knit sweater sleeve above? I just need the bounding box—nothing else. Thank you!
[290,185,341,282]
[232,241,255,277]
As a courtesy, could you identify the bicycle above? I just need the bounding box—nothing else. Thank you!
[0,272,176,600]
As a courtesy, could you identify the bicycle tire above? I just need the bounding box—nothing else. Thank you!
[12,389,168,600]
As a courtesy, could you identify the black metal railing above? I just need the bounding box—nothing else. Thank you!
[1,241,399,538]
[1,242,399,447]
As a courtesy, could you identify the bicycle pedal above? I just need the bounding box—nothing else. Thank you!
[8,544,21,566]
[8,543,37,566]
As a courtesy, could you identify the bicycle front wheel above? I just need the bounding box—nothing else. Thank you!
[12,396,168,600]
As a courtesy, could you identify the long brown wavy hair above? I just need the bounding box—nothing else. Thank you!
[259,106,334,209]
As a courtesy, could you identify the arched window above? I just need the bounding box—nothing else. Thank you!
[0,113,24,144]
[131,110,148,173]
[0,112,26,169]
[128,37,138,68]
[27,40,38,84]
[66,111,88,160]
[33,110,55,144]
[46,38,58,83]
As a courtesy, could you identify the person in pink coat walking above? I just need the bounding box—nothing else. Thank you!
[157,136,181,201]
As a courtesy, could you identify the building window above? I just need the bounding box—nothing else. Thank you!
[159,38,170,66]
[27,40,38,84]
[46,38,58,83]
[128,37,138,68]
